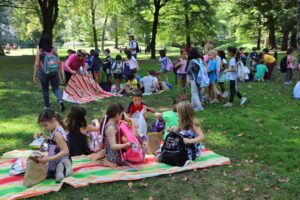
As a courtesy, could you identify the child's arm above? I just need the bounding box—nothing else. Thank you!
[85,125,100,132]
[183,123,205,144]
[123,114,138,135]
[34,132,49,142]
[154,112,163,119]
[144,105,156,113]
[33,50,40,82]
[38,132,69,163]
[106,126,131,151]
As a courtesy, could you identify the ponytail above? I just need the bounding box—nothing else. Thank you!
[99,115,108,143]
[38,108,66,130]
[235,51,240,62]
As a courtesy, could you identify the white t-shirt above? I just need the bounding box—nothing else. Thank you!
[222,58,227,66]
[127,57,138,70]
[112,62,124,74]
[140,75,158,93]
[228,57,237,80]
[129,40,137,55]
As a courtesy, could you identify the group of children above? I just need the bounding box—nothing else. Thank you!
[34,90,205,181]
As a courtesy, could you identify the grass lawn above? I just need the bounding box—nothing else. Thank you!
[0,53,300,199]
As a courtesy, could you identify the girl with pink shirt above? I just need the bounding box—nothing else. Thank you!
[174,49,188,100]
[285,48,294,85]
[63,50,90,83]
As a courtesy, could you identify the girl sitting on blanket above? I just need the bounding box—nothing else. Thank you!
[169,101,205,160]
[34,109,73,182]
[66,106,100,157]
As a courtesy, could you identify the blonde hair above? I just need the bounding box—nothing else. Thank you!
[204,43,214,53]
[208,50,217,57]
[176,101,199,130]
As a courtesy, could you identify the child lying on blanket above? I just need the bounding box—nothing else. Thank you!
[34,109,73,182]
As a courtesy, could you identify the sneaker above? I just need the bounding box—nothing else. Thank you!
[223,102,233,107]
[55,162,65,182]
[64,159,73,177]
[240,97,247,106]
[59,102,65,112]
[194,106,204,111]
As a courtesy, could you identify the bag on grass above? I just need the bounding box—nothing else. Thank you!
[10,158,27,176]
[150,119,165,132]
[147,132,162,155]
[160,131,189,166]
[23,153,47,187]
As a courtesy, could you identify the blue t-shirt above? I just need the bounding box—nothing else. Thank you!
[208,59,217,83]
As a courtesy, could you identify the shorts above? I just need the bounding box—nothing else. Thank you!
[91,66,101,73]
[177,74,187,80]
[114,73,123,79]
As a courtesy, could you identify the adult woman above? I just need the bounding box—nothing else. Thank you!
[33,34,65,111]
[262,48,276,80]
[63,49,90,83]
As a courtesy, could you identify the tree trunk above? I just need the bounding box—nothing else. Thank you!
[297,0,300,63]
[290,30,297,49]
[150,4,160,59]
[281,29,289,51]
[38,0,59,45]
[90,0,98,49]
[184,0,191,48]
[257,15,262,50]
[0,45,5,56]
[101,16,108,51]
[114,15,118,49]
[267,15,276,49]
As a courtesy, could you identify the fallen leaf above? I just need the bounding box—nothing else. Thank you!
[127,182,133,190]
[83,198,90,200]
[140,182,148,187]
[274,187,280,190]
[243,187,250,192]
[232,189,236,193]
[223,170,227,176]
[238,132,244,137]
[92,107,97,110]
[182,176,189,182]
[264,194,270,199]
[249,160,254,164]
[149,197,154,200]
[193,169,198,172]
[278,178,289,183]
[236,164,241,167]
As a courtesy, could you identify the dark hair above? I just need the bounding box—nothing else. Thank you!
[105,48,110,54]
[99,103,124,136]
[244,52,249,57]
[67,49,75,54]
[263,48,269,54]
[287,48,294,55]
[66,106,87,134]
[127,72,135,81]
[126,49,132,59]
[38,108,66,129]
[132,90,143,98]
[90,49,95,55]
[188,47,201,61]
[252,47,257,51]
[159,50,166,57]
[227,46,240,61]
[217,50,226,60]
[39,34,53,52]
[148,69,155,75]
[173,99,181,112]
[116,54,122,60]
[180,48,188,55]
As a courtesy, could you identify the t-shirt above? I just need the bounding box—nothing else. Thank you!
[287,55,294,69]
[162,111,179,140]
[127,57,138,70]
[264,54,276,64]
[203,54,210,65]
[112,62,124,74]
[228,57,237,80]
[176,58,187,74]
[208,59,217,83]
[129,40,137,55]
[254,64,268,79]
[126,78,138,90]
[140,75,158,93]
[159,56,169,71]
[63,53,86,73]
[127,102,145,115]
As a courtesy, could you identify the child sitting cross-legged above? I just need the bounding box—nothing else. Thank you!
[33,109,73,182]
[140,70,159,94]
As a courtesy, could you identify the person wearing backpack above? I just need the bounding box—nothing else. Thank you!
[284,48,294,85]
[161,101,204,166]
[223,47,247,107]
[33,34,65,111]
[159,49,173,83]
[129,35,139,59]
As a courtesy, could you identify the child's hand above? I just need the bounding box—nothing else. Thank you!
[37,156,48,163]
[183,138,191,144]
[34,132,44,139]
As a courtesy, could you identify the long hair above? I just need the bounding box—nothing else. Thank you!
[218,50,226,60]
[66,106,87,134]
[38,34,53,52]
[176,101,198,130]
[126,49,132,59]
[188,47,201,61]
[38,108,66,130]
[227,46,239,61]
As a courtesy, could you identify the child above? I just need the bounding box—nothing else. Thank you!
[125,49,139,73]
[223,47,247,107]
[285,48,294,85]
[34,109,72,181]
[120,72,138,95]
[243,64,250,82]
[100,103,135,167]
[103,48,113,84]
[169,101,205,160]
[159,49,172,82]
[173,49,188,100]
[66,106,99,157]
[155,100,180,140]
[250,47,258,80]
[217,50,228,97]
[207,50,218,103]
[112,55,124,91]
[126,90,155,120]
[90,51,102,82]
[140,70,159,94]
[254,59,268,81]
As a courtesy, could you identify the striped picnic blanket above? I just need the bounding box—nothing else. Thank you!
[63,74,116,104]
[0,148,230,200]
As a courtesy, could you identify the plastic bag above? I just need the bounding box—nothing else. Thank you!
[190,80,203,111]
[10,158,27,176]
[294,81,300,99]
[131,109,147,137]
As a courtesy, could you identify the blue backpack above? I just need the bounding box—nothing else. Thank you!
[41,49,59,74]
[192,59,209,88]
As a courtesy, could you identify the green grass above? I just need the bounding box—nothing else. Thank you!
[0,53,300,199]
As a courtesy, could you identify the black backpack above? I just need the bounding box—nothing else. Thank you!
[136,42,140,53]
[280,56,288,73]
[160,132,189,166]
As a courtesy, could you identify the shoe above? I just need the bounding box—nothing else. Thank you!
[59,102,65,112]
[223,102,233,107]
[210,99,219,104]
[194,106,204,111]
[55,162,65,182]
[240,97,247,106]
[64,159,73,177]
[222,91,228,98]
[284,82,290,85]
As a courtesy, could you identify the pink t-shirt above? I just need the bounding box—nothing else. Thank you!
[63,54,86,73]
[176,58,187,74]
[203,54,210,65]
[287,55,293,69]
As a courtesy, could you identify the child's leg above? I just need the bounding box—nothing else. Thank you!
[121,136,128,144]
[219,82,225,94]
[229,80,235,103]
[89,149,105,161]
[179,77,183,97]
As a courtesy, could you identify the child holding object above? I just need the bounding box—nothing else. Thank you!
[34,109,73,182]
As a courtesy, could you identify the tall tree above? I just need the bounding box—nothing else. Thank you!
[297,0,300,63]
[90,0,98,49]
[101,16,108,51]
